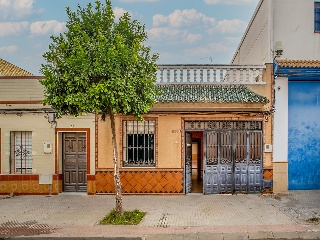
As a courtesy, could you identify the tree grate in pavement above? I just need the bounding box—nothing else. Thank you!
[157,213,169,228]
[0,220,54,236]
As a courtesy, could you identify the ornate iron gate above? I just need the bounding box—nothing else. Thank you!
[185,121,263,194]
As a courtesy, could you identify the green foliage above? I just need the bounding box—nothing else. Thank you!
[100,209,146,225]
[40,0,159,120]
[306,217,320,223]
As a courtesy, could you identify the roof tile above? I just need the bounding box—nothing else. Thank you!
[0,58,34,76]
[155,84,269,104]
[276,60,320,68]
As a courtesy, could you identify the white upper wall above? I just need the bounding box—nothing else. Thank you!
[274,0,320,60]
[231,0,272,65]
[232,0,320,64]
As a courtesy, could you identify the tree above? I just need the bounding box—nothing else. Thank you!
[40,0,159,215]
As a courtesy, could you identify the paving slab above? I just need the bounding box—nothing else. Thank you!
[272,231,300,239]
[297,230,320,239]
[249,231,274,239]
[0,191,319,238]
[223,232,248,240]
[144,234,164,240]
[196,232,224,240]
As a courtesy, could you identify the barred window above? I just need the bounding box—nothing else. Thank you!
[315,1,320,32]
[123,120,155,167]
[10,131,32,174]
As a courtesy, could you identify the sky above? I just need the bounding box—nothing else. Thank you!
[0,0,260,75]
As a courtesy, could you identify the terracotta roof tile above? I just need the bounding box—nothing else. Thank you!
[276,60,320,68]
[155,84,269,104]
[0,58,34,76]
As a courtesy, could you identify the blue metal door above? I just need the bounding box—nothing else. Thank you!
[288,81,320,190]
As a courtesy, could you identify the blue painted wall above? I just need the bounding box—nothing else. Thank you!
[288,81,320,190]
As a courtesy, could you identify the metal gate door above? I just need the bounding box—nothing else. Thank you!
[204,130,262,194]
[63,132,87,192]
[288,81,320,189]
[185,132,192,194]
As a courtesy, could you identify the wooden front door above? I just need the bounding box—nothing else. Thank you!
[63,132,87,192]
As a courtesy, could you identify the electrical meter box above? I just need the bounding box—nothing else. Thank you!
[264,144,273,153]
[43,142,52,154]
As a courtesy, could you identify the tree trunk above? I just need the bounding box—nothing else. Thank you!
[109,112,123,215]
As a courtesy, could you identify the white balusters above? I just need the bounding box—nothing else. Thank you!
[246,69,250,83]
[259,68,263,83]
[174,69,177,83]
[200,69,203,83]
[156,65,266,84]
[160,68,164,83]
[233,69,237,83]
[220,69,224,83]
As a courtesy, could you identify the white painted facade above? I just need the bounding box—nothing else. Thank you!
[232,0,320,65]
[273,77,288,163]
[232,0,320,191]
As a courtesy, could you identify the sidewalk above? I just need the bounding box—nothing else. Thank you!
[0,191,319,239]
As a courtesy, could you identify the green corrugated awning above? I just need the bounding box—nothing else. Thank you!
[155,84,269,104]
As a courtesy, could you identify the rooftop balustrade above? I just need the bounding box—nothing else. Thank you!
[156,64,266,84]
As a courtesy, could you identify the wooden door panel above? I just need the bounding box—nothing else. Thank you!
[63,132,87,192]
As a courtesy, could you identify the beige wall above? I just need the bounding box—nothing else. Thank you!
[56,114,96,175]
[0,113,96,175]
[0,79,44,101]
[0,113,55,174]
[273,162,288,193]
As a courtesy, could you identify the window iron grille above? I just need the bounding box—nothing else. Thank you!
[10,131,32,174]
[185,120,262,130]
[123,120,155,167]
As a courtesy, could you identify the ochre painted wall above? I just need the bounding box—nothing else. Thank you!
[97,112,271,171]
[157,114,182,168]
[97,116,120,169]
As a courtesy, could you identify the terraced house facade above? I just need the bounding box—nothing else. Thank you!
[0,58,274,195]
[0,58,96,195]
[232,0,320,191]
[95,64,274,195]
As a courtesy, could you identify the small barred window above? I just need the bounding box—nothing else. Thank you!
[122,120,155,167]
[10,131,33,174]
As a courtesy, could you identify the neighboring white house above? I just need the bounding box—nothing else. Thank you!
[232,0,320,191]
